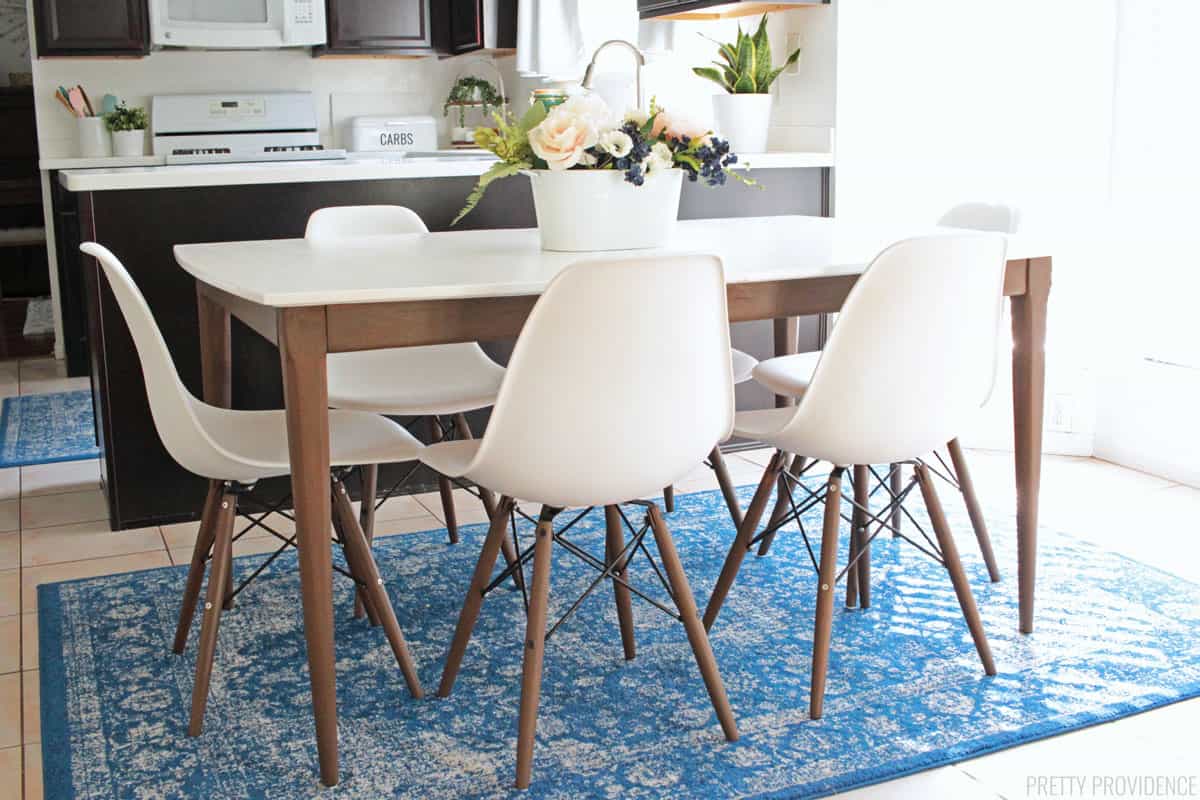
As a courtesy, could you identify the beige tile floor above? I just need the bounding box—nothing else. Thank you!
[2,356,1199,799]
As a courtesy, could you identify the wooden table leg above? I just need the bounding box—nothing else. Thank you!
[197,287,236,609]
[1010,257,1051,634]
[278,306,339,787]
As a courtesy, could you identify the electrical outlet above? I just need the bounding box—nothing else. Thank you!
[786,32,803,75]
[1048,393,1074,433]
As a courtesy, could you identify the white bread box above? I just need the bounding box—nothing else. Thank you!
[349,115,438,153]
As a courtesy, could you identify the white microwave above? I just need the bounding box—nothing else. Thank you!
[150,0,327,49]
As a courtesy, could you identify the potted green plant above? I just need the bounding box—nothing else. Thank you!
[443,76,503,147]
[692,15,801,153]
[103,101,149,157]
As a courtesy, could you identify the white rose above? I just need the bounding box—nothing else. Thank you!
[645,141,675,173]
[528,107,600,171]
[557,93,615,130]
[624,109,649,127]
[598,130,634,159]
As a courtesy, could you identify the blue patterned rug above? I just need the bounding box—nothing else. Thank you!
[0,390,99,468]
[39,484,1200,799]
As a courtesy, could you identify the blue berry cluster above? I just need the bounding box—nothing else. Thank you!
[585,120,655,186]
[680,135,739,187]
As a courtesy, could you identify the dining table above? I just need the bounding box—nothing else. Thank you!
[173,214,1052,786]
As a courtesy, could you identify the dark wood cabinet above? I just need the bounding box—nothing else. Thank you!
[322,0,516,55]
[432,0,484,55]
[323,0,434,52]
[33,0,149,56]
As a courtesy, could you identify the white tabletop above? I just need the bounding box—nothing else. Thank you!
[174,215,1046,308]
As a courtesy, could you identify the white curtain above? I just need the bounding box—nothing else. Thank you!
[516,0,638,82]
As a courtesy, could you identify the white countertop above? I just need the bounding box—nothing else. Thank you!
[55,150,835,192]
[174,216,1042,308]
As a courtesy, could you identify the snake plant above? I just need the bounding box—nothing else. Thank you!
[692,15,801,94]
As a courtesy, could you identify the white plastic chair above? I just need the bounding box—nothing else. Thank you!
[80,242,426,738]
[426,254,739,789]
[308,206,506,555]
[750,203,1021,589]
[663,346,758,523]
[704,235,1005,720]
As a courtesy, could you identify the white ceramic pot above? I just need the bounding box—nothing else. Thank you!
[712,93,773,154]
[525,168,683,252]
[77,117,112,158]
[111,129,146,158]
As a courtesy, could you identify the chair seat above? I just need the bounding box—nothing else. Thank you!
[420,439,481,480]
[731,348,758,385]
[328,343,504,416]
[731,406,802,442]
[191,400,423,482]
[752,351,819,398]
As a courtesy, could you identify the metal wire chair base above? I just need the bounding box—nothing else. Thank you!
[480,502,684,639]
[750,457,948,588]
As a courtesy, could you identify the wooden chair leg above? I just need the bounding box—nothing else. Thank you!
[647,505,739,741]
[810,467,844,721]
[915,464,997,676]
[173,482,223,654]
[333,480,424,698]
[845,480,860,611]
[946,438,1001,583]
[757,455,807,556]
[455,413,523,591]
[889,463,904,537]
[850,464,871,608]
[663,485,675,512]
[188,489,237,736]
[428,416,459,545]
[708,446,744,530]
[515,516,554,790]
[354,464,379,621]
[438,496,516,698]
[605,505,636,660]
[223,559,235,611]
[333,495,380,626]
[703,451,787,631]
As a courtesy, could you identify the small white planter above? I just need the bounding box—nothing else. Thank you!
[712,93,773,154]
[525,168,683,252]
[111,129,146,158]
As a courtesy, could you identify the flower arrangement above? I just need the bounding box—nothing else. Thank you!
[454,93,750,224]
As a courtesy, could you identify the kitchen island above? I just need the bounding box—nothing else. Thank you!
[56,153,833,529]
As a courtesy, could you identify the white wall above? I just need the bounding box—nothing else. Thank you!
[1091,0,1200,488]
[833,0,1119,456]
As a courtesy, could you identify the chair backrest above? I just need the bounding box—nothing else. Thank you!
[79,242,255,481]
[305,205,428,240]
[938,202,1020,235]
[463,254,735,508]
[938,201,1020,405]
[784,235,1008,466]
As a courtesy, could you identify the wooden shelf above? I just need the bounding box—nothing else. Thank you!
[655,3,814,21]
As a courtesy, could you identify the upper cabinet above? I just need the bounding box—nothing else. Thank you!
[33,0,150,56]
[322,0,516,55]
[323,0,434,53]
[638,0,825,20]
